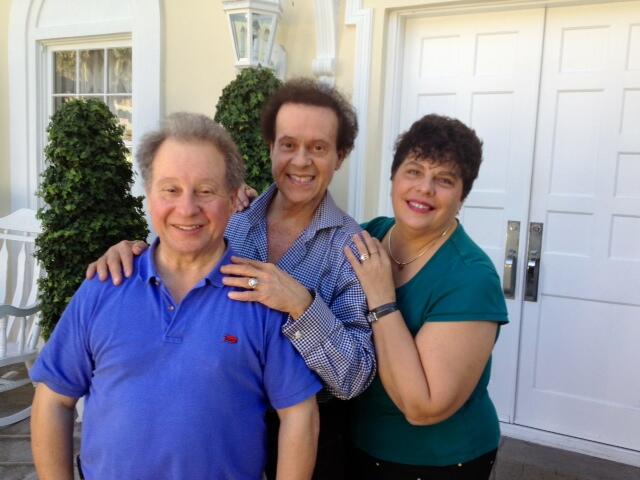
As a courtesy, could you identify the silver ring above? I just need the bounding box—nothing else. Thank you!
[359,253,370,262]
[247,277,259,289]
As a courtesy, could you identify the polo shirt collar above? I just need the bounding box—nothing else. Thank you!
[137,238,234,288]
[240,183,346,241]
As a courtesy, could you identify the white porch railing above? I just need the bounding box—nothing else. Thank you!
[0,208,42,427]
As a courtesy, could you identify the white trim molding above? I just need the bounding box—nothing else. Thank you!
[313,0,338,85]
[8,0,36,211]
[345,0,373,222]
[131,0,162,199]
[8,0,161,210]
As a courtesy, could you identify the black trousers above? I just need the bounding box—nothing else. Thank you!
[265,399,348,480]
[345,447,497,480]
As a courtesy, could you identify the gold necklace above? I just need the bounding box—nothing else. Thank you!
[386,223,452,270]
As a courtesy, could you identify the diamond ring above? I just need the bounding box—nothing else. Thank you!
[247,277,259,289]
[359,253,370,262]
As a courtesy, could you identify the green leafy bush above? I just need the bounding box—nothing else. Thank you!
[35,99,148,339]
[214,67,282,193]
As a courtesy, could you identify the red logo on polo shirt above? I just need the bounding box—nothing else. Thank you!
[223,335,238,344]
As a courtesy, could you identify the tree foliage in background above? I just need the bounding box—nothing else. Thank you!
[214,67,282,193]
[35,99,148,339]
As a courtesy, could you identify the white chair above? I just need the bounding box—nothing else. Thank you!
[0,208,42,427]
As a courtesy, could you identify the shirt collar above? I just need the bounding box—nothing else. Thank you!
[137,238,234,288]
[239,183,346,240]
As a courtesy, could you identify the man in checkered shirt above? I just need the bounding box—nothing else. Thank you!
[88,79,376,479]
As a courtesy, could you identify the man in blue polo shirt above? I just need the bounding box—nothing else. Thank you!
[30,113,322,480]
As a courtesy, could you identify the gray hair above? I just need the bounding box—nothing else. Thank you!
[136,112,245,192]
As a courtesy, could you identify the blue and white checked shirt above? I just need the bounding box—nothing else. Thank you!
[225,184,376,399]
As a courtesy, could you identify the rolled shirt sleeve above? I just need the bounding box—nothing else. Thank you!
[282,254,376,400]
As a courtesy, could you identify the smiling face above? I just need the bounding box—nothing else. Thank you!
[270,103,343,212]
[391,155,463,235]
[147,138,235,264]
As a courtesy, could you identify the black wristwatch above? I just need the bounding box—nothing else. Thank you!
[366,302,398,324]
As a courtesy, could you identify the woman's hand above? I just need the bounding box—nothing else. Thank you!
[220,256,313,319]
[344,231,396,310]
[234,184,259,212]
[85,240,148,285]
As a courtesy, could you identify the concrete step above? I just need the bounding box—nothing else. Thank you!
[0,435,32,463]
[0,418,31,435]
[0,417,81,480]
[0,464,37,480]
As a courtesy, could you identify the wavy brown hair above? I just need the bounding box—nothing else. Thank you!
[391,114,483,200]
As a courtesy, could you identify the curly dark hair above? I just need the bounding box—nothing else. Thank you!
[260,78,358,158]
[391,114,483,200]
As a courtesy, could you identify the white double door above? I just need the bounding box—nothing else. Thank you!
[397,2,640,451]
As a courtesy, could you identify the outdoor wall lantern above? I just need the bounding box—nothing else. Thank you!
[223,0,282,70]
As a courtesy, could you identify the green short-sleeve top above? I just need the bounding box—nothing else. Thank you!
[350,217,509,467]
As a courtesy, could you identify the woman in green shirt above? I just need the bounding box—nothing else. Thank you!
[344,114,508,479]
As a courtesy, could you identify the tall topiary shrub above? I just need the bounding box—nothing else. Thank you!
[35,99,148,339]
[214,67,282,193]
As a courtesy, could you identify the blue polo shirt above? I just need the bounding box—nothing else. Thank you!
[30,243,322,480]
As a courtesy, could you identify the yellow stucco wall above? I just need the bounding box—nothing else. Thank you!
[163,0,319,114]
[278,1,316,79]
[163,0,237,116]
[0,1,10,216]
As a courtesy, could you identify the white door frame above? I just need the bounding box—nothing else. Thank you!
[367,0,640,467]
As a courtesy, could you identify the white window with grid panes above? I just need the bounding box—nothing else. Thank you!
[49,41,133,152]
[10,0,161,211]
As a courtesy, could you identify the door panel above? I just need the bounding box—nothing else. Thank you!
[400,9,545,422]
[395,1,640,451]
[515,1,640,450]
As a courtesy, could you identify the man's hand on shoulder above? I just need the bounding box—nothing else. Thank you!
[234,184,258,212]
[85,240,148,285]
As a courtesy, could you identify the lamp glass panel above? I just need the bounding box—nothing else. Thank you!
[252,13,275,64]
[230,13,248,60]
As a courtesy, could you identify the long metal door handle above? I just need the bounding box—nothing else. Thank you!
[524,223,543,302]
[502,221,520,299]
[503,255,517,298]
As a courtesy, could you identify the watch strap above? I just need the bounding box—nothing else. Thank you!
[367,302,398,324]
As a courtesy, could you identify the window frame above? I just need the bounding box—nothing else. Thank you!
[45,36,133,152]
